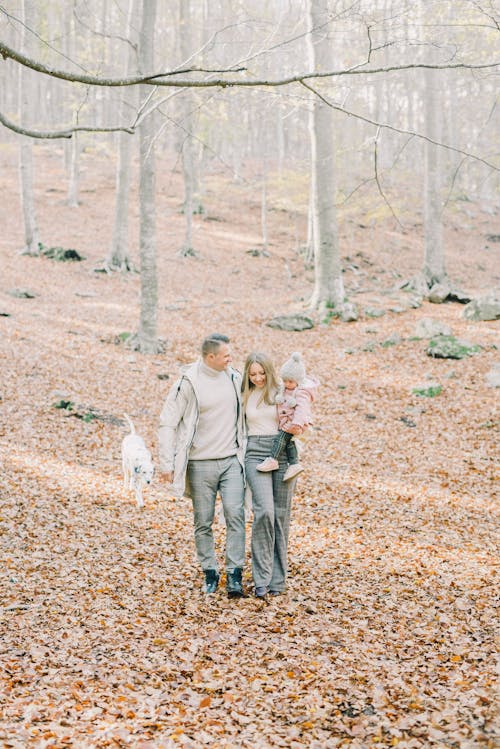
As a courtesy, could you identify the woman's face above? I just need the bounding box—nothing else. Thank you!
[248,362,266,389]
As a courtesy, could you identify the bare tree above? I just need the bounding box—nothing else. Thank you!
[2,0,497,331]
[402,8,471,303]
[67,135,80,207]
[306,0,345,314]
[178,0,198,256]
[107,0,140,272]
[422,66,447,291]
[18,0,40,255]
[135,0,159,354]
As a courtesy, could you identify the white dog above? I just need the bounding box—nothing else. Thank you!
[122,413,155,508]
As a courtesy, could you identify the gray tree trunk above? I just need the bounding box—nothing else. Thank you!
[423,67,446,286]
[178,0,202,255]
[62,8,80,208]
[107,0,139,271]
[180,118,195,254]
[305,187,315,266]
[402,7,454,301]
[276,100,285,178]
[261,174,268,253]
[307,0,345,312]
[67,134,79,207]
[18,0,40,255]
[137,0,159,353]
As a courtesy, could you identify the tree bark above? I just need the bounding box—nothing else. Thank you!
[137,0,159,353]
[67,134,80,207]
[18,0,40,255]
[401,5,456,301]
[422,66,446,286]
[63,7,80,207]
[107,0,139,271]
[261,173,268,253]
[307,0,345,312]
[178,0,202,255]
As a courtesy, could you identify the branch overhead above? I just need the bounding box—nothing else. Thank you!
[0,39,498,90]
[0,109,135,139]
[300,81,500,173]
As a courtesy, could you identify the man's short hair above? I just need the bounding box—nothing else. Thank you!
[201,333,230,358]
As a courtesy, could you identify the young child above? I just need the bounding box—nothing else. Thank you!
[257,352,319,482]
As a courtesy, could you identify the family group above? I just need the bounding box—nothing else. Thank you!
[158,334,319,599]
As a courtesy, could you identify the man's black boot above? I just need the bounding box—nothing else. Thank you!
[226,568,244,598]
[203,569,219,594]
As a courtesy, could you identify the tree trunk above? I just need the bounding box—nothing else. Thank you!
[307,0,345,312]
[178,0,202,255]
[422,66,446,287]
[62,7,81,207]
[137,0,159,353]
[305,186,315,266]
[181,135,195,254]
[261,174,268,253]
[107,0,139,271]
[276,100,285,178]
[401,6,459,302]
[67,134,79,207]
[18,0,40,255]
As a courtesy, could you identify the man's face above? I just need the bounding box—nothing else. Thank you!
[206,343,232,371]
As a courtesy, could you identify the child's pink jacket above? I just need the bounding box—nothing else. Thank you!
[276,376,319,433]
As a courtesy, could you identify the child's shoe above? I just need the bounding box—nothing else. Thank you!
[283,463,304,482]
[257,457,279,472]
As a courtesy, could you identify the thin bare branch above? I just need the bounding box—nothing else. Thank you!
[132,86,158,129]
[226,1,360,73]
[443,156,469,210]
[373,127,405,228]
[300,81,500,172]
[468,0,500,31]
[72,6,137,52]
[0,39,498,89]
[335,175,376,207]
[0,39,246,86]
[442,94,499,210]
[0,4,90,74]
[0,109,134,139]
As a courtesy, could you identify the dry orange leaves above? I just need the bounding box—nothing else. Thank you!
[0,146,498,748]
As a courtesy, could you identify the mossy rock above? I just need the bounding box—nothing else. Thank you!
[8,288,37,298]
[427,335,480,359]
[412,383,443,398]
[40,243,85,261]
[463,292,500,321]
[267,314,314,331]
[364,307,385,318]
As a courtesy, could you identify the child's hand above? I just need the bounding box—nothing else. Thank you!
[287,424,303,435]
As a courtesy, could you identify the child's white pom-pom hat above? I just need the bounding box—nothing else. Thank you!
[280,352,306,385]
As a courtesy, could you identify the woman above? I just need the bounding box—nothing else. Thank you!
[242,352,299,598]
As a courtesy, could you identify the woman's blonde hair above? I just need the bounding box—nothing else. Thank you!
[242,352,279,408]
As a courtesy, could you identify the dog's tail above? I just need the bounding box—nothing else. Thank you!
[123,412,136,434]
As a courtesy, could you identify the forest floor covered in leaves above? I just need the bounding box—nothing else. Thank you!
[0,143,498,748]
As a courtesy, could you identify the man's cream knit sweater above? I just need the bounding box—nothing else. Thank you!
[188,361,238,460]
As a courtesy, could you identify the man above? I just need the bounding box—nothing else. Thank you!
[159,333,246,597]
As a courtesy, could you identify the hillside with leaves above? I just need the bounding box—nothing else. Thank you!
[0,144,498,748]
